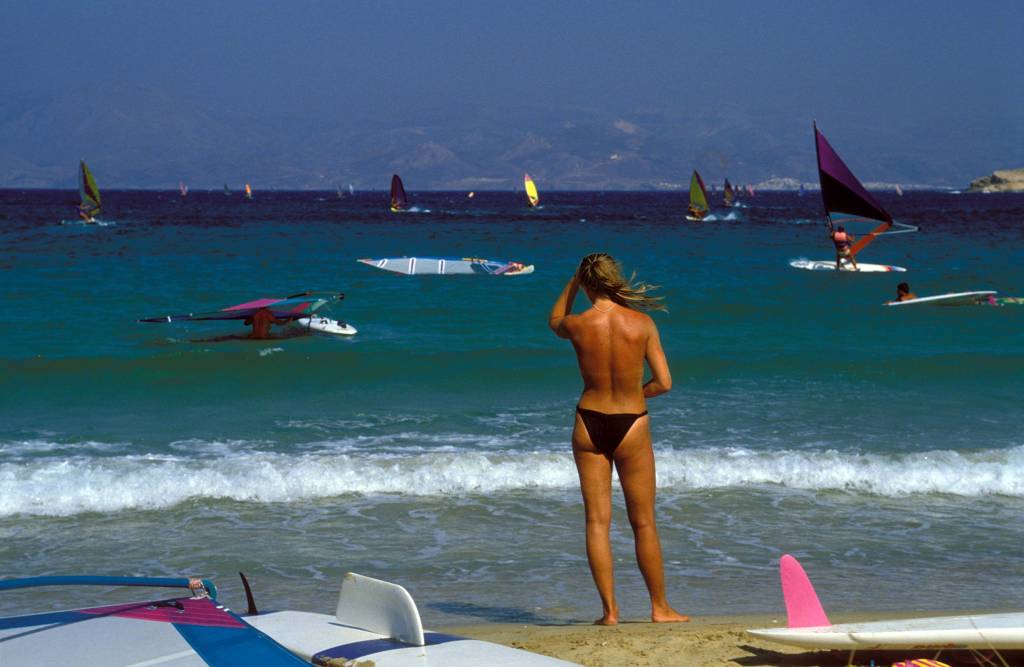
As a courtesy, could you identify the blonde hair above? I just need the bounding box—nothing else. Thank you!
[576,253,666,312]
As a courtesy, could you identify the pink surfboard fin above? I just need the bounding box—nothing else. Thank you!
[779,554,830,628]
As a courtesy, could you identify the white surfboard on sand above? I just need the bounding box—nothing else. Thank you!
[747,555,1024,650]
[885,291,996,307]
[790,259,906,272]
[247,572,578,666]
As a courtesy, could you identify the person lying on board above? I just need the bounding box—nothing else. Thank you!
[830,225,858,271]
[246,307,289,339]
[549,253,689,627]
[888,282,917,303]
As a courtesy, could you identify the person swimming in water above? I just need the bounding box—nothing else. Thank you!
[889,282,917,303]
[830,224,858,271]
[548,253,689,626]
[245,307,288,339]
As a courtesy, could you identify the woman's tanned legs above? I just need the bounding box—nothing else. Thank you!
[613,418,689,622]
[572,414,618,624]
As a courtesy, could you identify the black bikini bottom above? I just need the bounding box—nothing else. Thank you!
[576,406,648,455]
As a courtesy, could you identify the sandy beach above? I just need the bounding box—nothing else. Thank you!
[446,612,1023,667]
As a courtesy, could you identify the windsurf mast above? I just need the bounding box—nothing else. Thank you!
[524,173,540,207]
[78,161,101,220]
[814,122,915,256]
[390,174,407,211]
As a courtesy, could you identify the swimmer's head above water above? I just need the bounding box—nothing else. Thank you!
[576,253,666,312]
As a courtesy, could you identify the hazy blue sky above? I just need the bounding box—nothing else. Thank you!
[2,1,1021,187]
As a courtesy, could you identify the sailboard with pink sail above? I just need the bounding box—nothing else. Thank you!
[790,122,917,272]
[140,292,355,335]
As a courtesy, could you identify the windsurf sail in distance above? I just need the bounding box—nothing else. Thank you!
[245,183,253,199]
[390,174,407,212]
[895,183,904,196]
[687,170,709,220]
[359,257,534,276]
[179,181,188,197]
[814,121,916,256]
[78,161,101,221]
[140,292,343,323]
[723,178,735,207]
[524,173,540,207]
[223,184,231,196]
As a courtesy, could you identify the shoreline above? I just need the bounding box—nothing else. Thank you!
[442,610,1022,666]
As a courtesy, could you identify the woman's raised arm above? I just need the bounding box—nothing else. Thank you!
[548,274,580,338]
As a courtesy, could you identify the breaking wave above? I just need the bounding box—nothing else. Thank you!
[1,440,1022,516]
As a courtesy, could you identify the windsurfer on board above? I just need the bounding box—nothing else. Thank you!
[245,307,288,339]
[889,282,917,303]
[830,224,858,271]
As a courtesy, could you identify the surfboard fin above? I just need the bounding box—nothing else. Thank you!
[238,571,258,615]
[779,554,830,628]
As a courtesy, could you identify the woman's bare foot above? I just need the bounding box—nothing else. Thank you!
[593,614,619,626]
[651,606,690,623]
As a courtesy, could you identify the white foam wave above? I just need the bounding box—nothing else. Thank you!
[1,445,1021,517]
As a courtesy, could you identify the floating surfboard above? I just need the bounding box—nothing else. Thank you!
[790,259,906,272]
[359,257,535,276]
[247,573,577,666]
[885,291,996,306]
[296,315,357,335]
[747,555,1024,651]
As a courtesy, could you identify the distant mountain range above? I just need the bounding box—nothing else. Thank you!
[0,85,1017,190]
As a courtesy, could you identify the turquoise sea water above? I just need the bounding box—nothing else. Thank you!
[1,189,1022,624]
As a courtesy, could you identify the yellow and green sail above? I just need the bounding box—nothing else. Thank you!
[524,173,540,207]
[78,161,101,219]
[689,170,709,215]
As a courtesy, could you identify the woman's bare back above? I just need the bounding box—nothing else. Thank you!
[564,305,653,413]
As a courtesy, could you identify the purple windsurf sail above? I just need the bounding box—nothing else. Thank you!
[814,122,891,225]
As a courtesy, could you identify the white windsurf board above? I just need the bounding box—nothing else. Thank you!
[885,291,996,306]
[790,259,906,272]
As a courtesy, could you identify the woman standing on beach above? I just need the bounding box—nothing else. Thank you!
[548,253,688,626]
